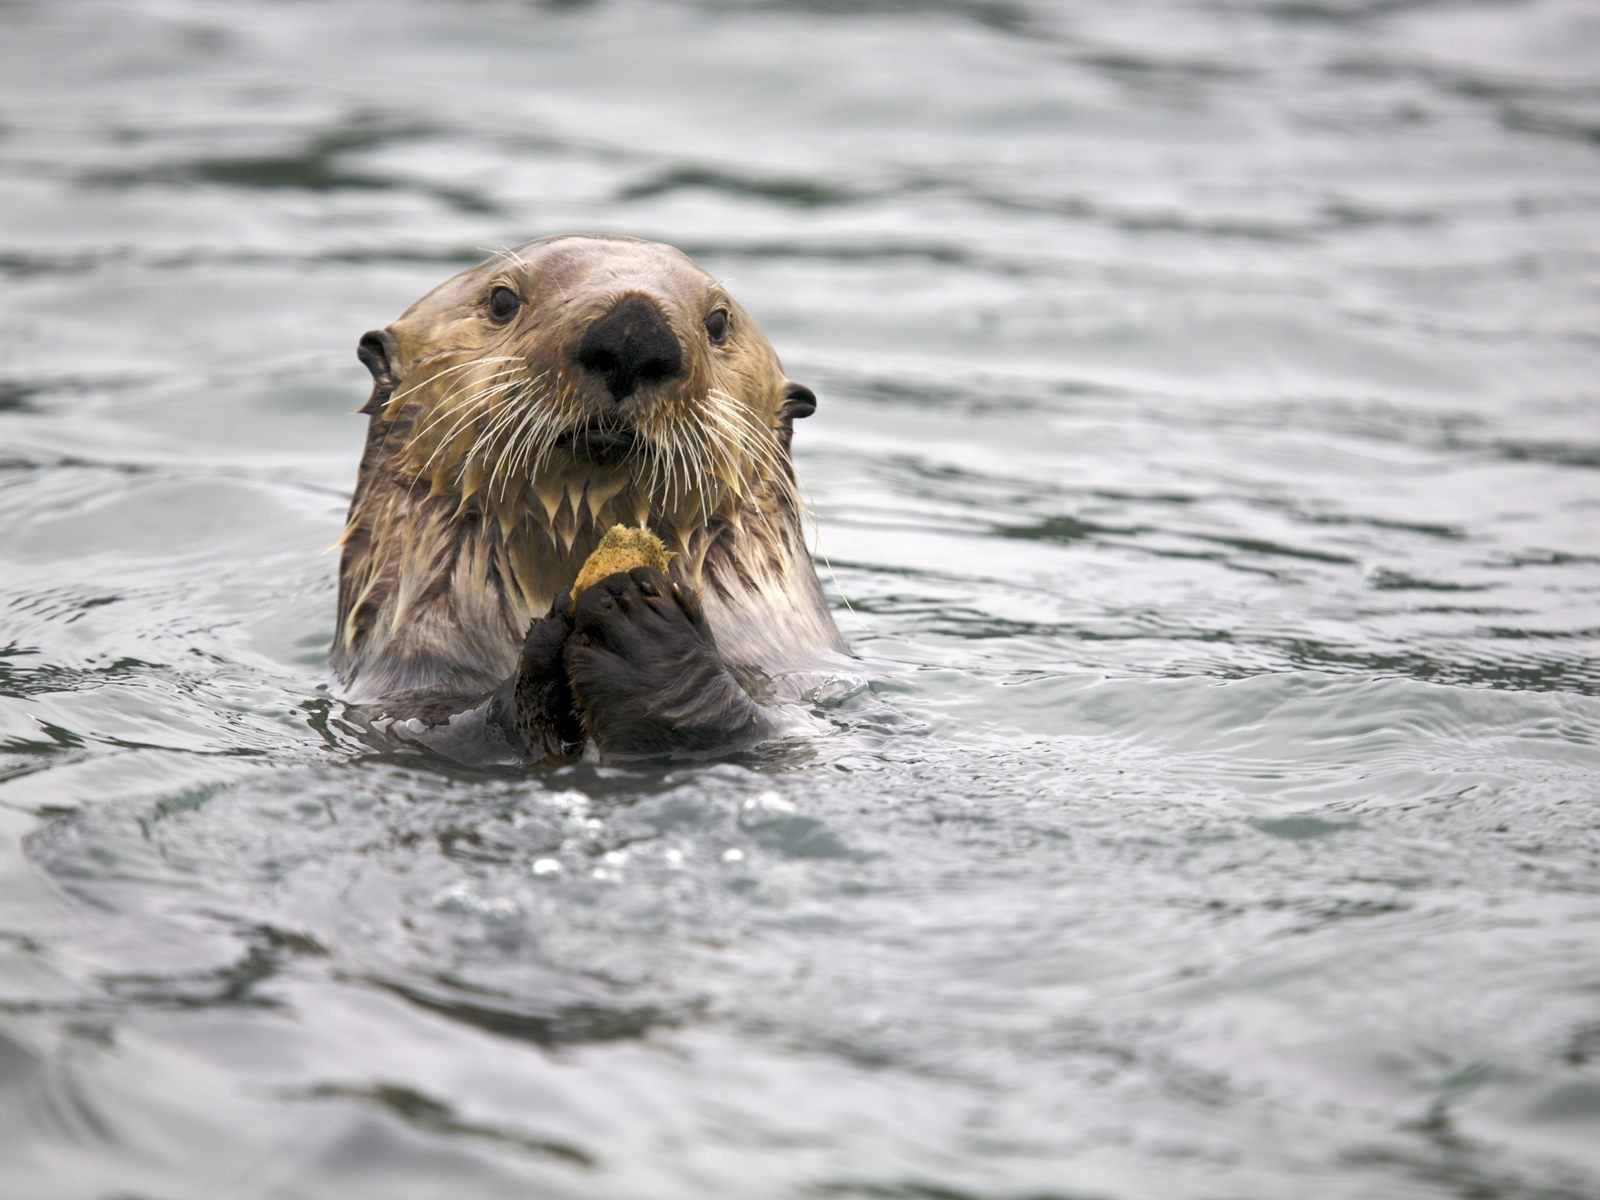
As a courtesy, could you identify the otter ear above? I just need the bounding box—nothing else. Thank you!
[779,381,816,422]
[357,329,399,415]
[358,329,398,385]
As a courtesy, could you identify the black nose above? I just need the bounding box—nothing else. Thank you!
[574,295,684,403]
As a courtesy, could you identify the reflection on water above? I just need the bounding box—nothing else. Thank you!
[3,0,1599,1196]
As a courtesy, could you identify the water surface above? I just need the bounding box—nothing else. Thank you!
[2,1,1599,1196]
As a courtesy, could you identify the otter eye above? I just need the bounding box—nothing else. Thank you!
[704,308,730,345]
[488,286,522,324]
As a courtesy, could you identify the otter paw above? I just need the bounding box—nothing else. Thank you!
[564,567,766,760]
[504,601,584,760]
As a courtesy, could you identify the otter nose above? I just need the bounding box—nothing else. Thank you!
[574,295,684,403]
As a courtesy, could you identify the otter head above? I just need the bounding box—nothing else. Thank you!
[355,234,815,550]
[335,235,824,700]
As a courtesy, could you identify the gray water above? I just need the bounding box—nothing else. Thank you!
[3,1,1599,1196]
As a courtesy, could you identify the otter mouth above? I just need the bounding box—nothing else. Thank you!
[554,424,637,466]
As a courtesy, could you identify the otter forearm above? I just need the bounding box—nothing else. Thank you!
[489,608,585,762]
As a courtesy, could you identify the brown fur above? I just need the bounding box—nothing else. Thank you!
[333,235,843,714]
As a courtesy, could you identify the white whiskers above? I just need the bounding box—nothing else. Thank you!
[389,365,799,545]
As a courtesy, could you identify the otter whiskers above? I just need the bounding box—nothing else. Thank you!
[399,363,524,502]
[390,370,796,555]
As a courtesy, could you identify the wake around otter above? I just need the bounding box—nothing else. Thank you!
[332,235,845,761]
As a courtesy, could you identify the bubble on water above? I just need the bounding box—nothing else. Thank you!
[432,881,474,910]
[431,881,520,920]
[741,790,795,819]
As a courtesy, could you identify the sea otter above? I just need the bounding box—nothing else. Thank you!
[332,235,846,761]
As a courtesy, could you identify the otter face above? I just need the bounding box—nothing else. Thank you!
[354,235,815,547]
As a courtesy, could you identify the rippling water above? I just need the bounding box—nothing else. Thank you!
[3,1,1599,1196]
